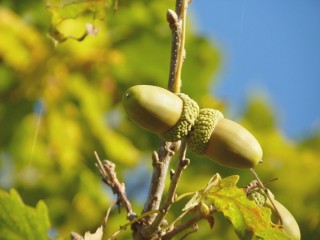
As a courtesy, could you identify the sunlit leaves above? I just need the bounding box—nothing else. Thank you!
[0,189,50,240]
[67,75,140,165]
[180,175,292,239]
[204,176,291,240]
[46,0,114,44]
[47,0,110,24]
[0,8,47,72]
[1,0,319,239]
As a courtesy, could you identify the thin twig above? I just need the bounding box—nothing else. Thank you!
[142,0,190,220]
[104,200,117,224]
[174,0,188,92]
[250,168,283,226]
[167,0,189,93]
[135,1,190,239]
[159,139,189,218]
[141,139,190,238]
[110,210,160,240]
[179,225,199,240]
[167,207,191,231]
[142,141,179,222]
[162,214,202,240]
[142,0,189,220]
[94,151,137,220]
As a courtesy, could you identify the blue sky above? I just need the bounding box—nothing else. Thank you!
[191,0,320,140]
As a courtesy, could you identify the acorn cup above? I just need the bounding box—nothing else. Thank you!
[123,85,263,169]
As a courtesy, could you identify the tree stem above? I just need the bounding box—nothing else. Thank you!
[142,140,189,238]
[142,142,178,222]
[168,0,189,93]
[135,1,191,239]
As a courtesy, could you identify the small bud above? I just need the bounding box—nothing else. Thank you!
[167,9,179,31]
[199,202,210,216]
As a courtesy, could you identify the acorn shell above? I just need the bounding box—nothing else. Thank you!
[123,85,183,135]
[265,199,301,240]
[205,118,263,168]
[188,108,262,169]
[123,85,199,141]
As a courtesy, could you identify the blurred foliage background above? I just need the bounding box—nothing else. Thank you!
[0,0,319,239]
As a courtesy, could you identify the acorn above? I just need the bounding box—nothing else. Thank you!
[247,189,301,240]
[123,85,262,169]
[187,108,262,169]
[122,85,199,142]
[265,197,301,240]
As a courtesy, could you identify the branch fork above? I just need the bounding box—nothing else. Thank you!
[91,1,196,239]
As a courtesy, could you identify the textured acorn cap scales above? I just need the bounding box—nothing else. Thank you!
[188,108,262,169]
[123,85,199,141]
[187,108,224,154]
[163,93,200,141]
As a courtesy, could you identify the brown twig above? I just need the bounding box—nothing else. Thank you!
[167,0,189,93]
[142,140,189,238]
[250,168,283,226]
[162,214,202,240]
[142,141,180,223]
[94,151,136,220]
[179,225,199,240]
[134,1,190,239]
[140,0,190,224]
[143,0,187,218]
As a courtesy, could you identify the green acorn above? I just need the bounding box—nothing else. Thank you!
[246,188,301,240]
[123,85,262,169]
[265,197,301,240]
[187,108,262,169]
[122,85,199,141]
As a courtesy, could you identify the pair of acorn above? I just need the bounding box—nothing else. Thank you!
[123,85,263,169]
[123,86,301,239]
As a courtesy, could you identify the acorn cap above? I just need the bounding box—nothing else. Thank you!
[187,108,223,154]
[123,85,199,141]
[247,189,267,207]
[163,93,199,141]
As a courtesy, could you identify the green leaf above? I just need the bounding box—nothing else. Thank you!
[47,0,109,24]
[47,0,111,45]
[205,176,291,240]
[0,189,50,240]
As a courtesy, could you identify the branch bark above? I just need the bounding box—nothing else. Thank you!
[142,141,180,223]
[140,0,190,226]
[140,140,189,238]
[162,214,203,240]
[167,0,189,93]
[95,152,136,220]
[133,1,191,239]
